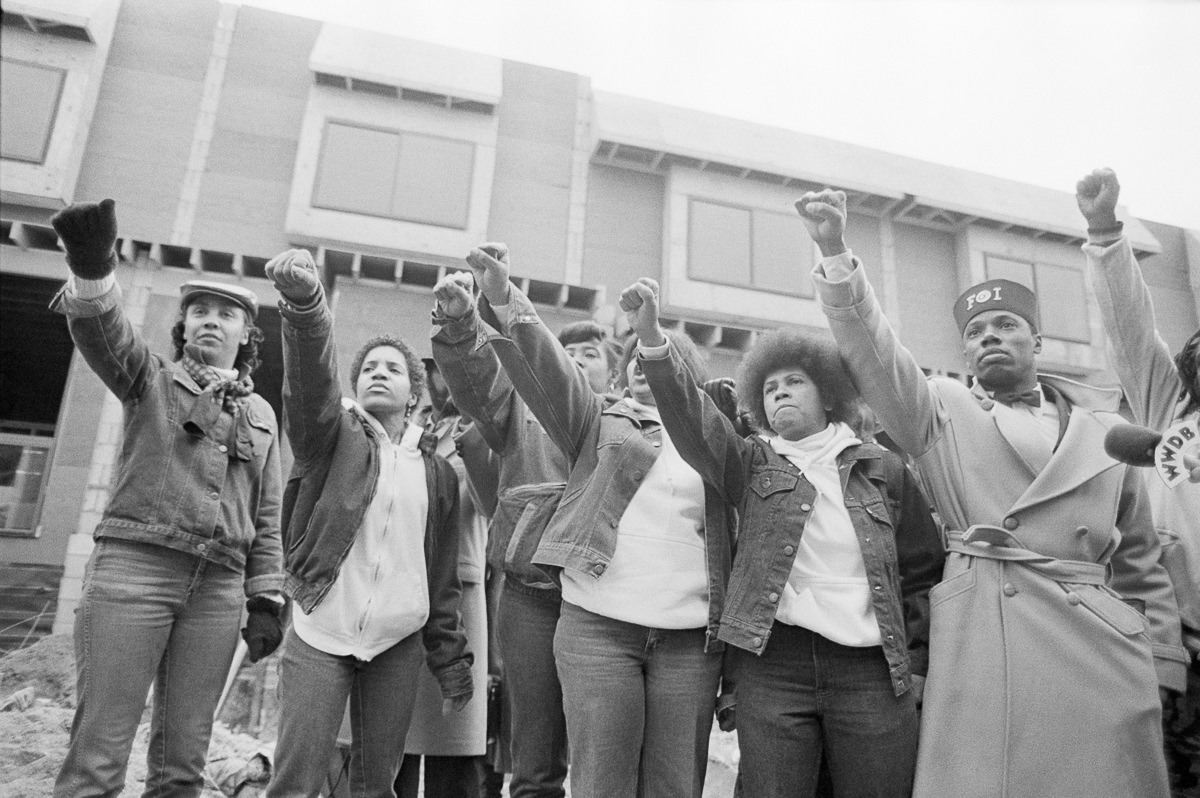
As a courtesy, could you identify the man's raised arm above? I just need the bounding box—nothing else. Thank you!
[802,189,944,457]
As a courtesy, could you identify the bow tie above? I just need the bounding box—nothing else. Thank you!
[994,388,1041,408]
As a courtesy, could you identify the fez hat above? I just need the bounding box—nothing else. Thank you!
[953,279,1038,335]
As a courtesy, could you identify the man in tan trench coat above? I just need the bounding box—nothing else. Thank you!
[797,189,1187,798]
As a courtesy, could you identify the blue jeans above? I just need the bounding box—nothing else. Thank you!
[496,581,569,798]
[553,601,722,798]
[734,623,918,798]
[55,539,244,798]
[267,626,424,798]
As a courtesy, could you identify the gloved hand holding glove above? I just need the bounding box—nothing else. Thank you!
[241,595,285,663]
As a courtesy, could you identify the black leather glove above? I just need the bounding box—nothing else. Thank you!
[241,595,284,663]
[50,198,119,279]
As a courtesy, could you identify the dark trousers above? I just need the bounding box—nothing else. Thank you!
[395,754,484,798]
[496,582,569,797]
[735,623,918,798]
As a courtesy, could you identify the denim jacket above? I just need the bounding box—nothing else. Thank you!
[640,345,944,694]
[278,289,472,697]
[475,290,735,652]
[431,307,570,596]
[50,282,283,596]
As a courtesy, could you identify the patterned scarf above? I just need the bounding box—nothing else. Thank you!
[181,343,256,461]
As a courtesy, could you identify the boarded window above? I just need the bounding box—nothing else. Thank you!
[688,199,750,285]
[312,121,474,229]
[688,199,816,296]
[752,208,813,297]
[1035,263,1089,342]
[0,59,64,164]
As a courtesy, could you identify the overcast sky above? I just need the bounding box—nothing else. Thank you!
[242,0,1200,231]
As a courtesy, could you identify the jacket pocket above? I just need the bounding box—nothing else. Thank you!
[1074,585,1147,637]
[246,406,275,447]
[491,482,565,587]
[929,567,976,607]
[748,469,798,499]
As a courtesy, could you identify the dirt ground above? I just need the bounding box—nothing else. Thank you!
[0,634,739,797]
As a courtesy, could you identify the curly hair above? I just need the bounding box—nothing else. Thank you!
[736,328,859,434]
[348,334,426,410]
[558,320,624,381]
[1175,327,1200,416]
[620,328,708,391]
[171,319,265,375]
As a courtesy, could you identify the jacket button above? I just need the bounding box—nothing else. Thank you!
[783,545,795,556]
[762,476,771,488]
[610,520,618,528]
[218,444,228,453]
[1003,582,1018,597]
[594,564,606,575]
[768,592,779,603]
[632,471,644,481]
[209,491,219,499]
[751,637,762,648]
[1066,592,1081,605]
[652,442,661,448]
[800,503,812,512]
[1003,516,1019,530]
[197,543,207,552]
[873,584,882,591]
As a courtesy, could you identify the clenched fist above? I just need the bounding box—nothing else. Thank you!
[794,189,848,258]
[1076,168,1120,230]
[464,243,512,307]
[618,278,666,348]
[433,271,476,320]
[51,198,119,279]
[265,248,321,305]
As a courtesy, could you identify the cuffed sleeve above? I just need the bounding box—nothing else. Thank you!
[1109,467,1189,692]
[422,455,475,697]
[243,416,285,596]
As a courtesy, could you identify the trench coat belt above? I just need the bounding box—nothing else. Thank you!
[946,525,1108,586]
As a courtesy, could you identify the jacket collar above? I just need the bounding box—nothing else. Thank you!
[968,377,1124,512]
[601,395,660,426]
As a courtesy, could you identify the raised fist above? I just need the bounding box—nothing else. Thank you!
[51,198,118,279]
[433,270,476,320]
[265,248,321,305]
[464,243,512,307]
[1075,168,1120,230]
[618,278,666,348]
[794,189,848,257]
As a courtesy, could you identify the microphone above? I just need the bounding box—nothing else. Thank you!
[1105,419,1200,487]
[1103,424,1160,468]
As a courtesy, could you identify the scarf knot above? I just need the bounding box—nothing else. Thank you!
[181,344,256,461]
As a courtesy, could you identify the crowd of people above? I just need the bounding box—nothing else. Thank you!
[46,167,1199,798]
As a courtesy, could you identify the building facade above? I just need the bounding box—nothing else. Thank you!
[2,0,1198,647]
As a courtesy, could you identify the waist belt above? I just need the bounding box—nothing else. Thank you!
[947,525,1108,586]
